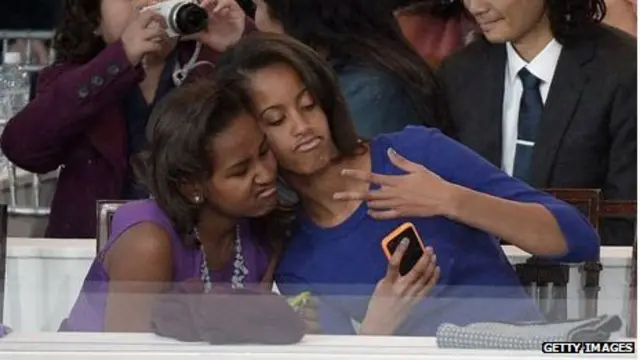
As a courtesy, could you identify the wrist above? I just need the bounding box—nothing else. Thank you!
[358,316,395,336]
[439,183,467,220]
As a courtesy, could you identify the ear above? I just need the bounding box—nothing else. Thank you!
[179,181,205,205]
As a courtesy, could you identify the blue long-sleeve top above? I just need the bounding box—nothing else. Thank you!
[275,126,599,336]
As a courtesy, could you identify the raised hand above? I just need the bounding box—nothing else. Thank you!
[121,10,169,65]
[334,148,457,220]
[197,0,247,51]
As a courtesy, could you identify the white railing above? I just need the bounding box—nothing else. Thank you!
[0,30,56,216]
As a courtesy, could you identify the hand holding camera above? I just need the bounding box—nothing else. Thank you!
[143,0,210,38]
[121,10,169,66]
[139,0,245,52]
[195,0,247,51]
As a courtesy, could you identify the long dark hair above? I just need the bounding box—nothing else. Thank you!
[262,0,456,136]
[134,80,290,254]
[546,0,607,44]
[53,0,105,64]
[214,33,363,160]
[390,0,466,19]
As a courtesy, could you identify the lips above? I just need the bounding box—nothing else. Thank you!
[257,187,277,199]
[294,137,322,153]
[477,18,502,31]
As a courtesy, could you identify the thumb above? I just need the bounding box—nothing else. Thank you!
[387,148,422,173]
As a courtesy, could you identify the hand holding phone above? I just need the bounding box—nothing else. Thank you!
[381,223,426,276]
[360,234,440,335]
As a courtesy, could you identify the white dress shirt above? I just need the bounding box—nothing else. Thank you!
[501,39,563,175]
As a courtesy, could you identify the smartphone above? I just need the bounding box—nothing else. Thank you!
[381,222,426,276]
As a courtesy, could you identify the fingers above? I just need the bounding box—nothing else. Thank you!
[137,10,167,29]
[142,25,167,39]
[385,238,409,282]
[400,247,434,286]
[333,189,390,202]
[367,209,403,220]
[366,199,400,210]
[200,0,236,14]
[213,0,240,13]
[387,148,424,173]
[199,0,217,10]
[340,169,396,186]
[413,266,440,303]
[213,0,230,13]
[404,258,437,300]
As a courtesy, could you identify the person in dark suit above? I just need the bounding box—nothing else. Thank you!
[439,0,637,245]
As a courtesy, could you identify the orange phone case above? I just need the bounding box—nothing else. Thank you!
[380,222,425,260]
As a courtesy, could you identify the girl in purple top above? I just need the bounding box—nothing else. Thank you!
[61,80,285,332]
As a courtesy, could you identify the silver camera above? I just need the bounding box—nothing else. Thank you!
[144,0,209,38]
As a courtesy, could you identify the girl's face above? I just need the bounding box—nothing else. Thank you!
[246,62,338,176]
[202,112,279,218]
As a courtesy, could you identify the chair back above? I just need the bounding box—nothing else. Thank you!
[515,189,601,321]
[598,200,637,337]
[96,200,127,253]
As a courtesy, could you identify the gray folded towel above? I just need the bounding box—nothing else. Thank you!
[436,315,622,350]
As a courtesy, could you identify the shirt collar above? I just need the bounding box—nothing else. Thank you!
[505,38,563,85]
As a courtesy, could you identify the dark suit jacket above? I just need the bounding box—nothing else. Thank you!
[0,39,224,239]
[439,24,637,245]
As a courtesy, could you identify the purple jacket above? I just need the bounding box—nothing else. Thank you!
[0,24,253,239]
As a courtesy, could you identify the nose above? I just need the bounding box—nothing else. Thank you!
[288,110,312,137]
[463,0,489,16]
[254,156,277,186]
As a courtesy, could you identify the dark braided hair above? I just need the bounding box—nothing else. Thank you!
[52,0,105,64]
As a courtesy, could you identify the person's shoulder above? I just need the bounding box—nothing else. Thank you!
[104,201,175,270]
[372,126,448,166]
[374,125,442,149]
[110,199,176,239]
[440,38,499,73]
[336,63,403,95]
[591,24,636,54]
[585,24,636,72]
[113,199,166,220]
[36,62,78,86]
[102,219,174,282]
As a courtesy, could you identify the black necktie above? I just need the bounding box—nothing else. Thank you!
[513,68,543,181]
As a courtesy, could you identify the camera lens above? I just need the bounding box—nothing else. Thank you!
[174,3,208,35]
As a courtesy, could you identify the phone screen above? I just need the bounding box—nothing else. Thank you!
[384,226,425,276]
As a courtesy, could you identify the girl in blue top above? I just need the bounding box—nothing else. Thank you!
[214,33,600,336]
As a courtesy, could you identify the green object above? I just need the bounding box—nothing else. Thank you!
[287,291,311,311]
